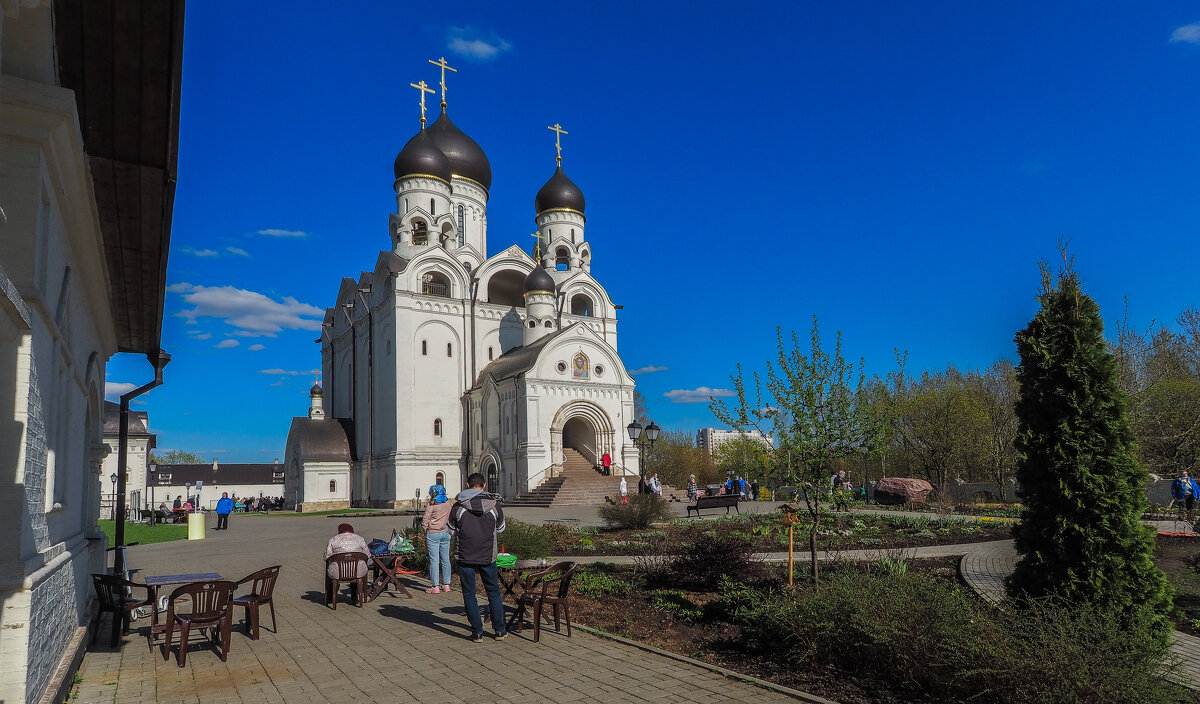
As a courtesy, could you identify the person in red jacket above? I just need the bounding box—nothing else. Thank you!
[601,452,612,475]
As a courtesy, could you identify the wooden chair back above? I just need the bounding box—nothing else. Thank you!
[92,574,123,611]
[328,552,366,580]
[524,561,577,599]
[166,581,234,623]
[238,565,281,599]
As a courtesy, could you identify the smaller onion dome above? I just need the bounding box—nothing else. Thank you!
[310,383,323,397]
[534,165,586,214]
[393,129,452,183]
[523,265,556,294]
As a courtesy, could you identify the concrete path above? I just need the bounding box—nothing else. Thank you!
[74,511,819,704]
[959,539,1200,689]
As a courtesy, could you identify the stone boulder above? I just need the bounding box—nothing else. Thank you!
[874,478,934,505]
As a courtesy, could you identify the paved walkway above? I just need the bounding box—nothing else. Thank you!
[75,512,817,704]
[959,539,1200,688]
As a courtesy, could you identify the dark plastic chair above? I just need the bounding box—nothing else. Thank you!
[325,552,368,609]
[508,561,577,643]
[232,565,280,639]
[91,574,150,648]
[160,580,235,666]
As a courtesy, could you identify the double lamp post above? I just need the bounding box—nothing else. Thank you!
[626,419,660,483]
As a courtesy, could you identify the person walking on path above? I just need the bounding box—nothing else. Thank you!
[750,479,760,502]
[686,474,697,500]
[601,452,612,476]
[650,473,663,497]
[423,484,453,594]
[215,492,233,530]
[1173,470,1200,521]
[619,476,628,504]
[448,472,507,642]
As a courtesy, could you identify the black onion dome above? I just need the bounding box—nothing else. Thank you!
[534,165,586,214]
[426,109,492,190]
[310,383,323,396]
[523,265,556,294]
[393,129,452,183]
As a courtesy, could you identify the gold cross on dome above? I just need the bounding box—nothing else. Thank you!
[530,231,544,261]
[312,370,320,386]
[547,123,568,164]
[428,56,458,107]
[409,80,435,126]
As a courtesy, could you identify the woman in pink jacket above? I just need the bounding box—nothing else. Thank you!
[423,484,454,593]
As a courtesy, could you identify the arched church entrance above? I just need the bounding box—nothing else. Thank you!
[562,417,597,467]
[482,459,499,494]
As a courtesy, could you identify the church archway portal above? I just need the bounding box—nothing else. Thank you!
[562,417,597,467]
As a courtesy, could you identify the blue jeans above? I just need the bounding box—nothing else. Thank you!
[458,562,506,637]
[426,531,451,586]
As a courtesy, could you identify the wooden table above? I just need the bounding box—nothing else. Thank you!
[366,554,413,601]
[498,560,544,598]
[144,572,223,638]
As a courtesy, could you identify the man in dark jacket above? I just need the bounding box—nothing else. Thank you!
[448,473,507,642]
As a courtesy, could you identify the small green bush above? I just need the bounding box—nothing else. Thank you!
[574,569,632,598]
[914,529,937,539]
[500,518,550,559]
[598,495,674,530]
[648,590,704,623]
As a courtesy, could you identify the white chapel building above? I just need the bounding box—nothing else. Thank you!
[285,72,640,509]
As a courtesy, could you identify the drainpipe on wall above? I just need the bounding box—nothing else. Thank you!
[464,275,480,488]
[115,349,171,575]
[357,285,373,506]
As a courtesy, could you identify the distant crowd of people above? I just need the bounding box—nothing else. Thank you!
[155,492,285,526]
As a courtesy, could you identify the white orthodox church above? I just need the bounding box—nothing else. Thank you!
[284,65,640,510]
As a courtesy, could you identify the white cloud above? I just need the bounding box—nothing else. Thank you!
[168,282,323,336]
[215,339,240,349]
[259,368,316,376]
[256,228,308,238]
[180,246,218,257]
[1171,22,1200,44]
[663,387,736,403]
[630,364,668,376]
[447,27,512,61]
[248,344,265,351]
[187,330,212,340]
[225,246,250,257]
[104,382,137,399]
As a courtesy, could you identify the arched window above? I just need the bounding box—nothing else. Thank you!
[571,294,593,317]
[421,340,427,355]
[404,198,409,213]
[329,480,336,493]
[435,472,444,485]
[457,204,465,247]
[411,219,428,245]
[430,198,435,215]
[544,320,554,328]
[386,340,392,355]
[528,321,537,328]
[555,247,570,271]
[421,271,450,297]
[434,418,442,436]
[486,269,526,307]
[488,346,494,361]
[446,342,452,357]
[570,228,575,243]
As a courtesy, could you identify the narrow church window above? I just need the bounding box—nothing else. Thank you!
[571,228,575,243]
[329,480,336,493]
[404,198,409,213]
[422,340,427,355]
[386,340,392,355]
[556,247,570,271]
[430,198,435,215]
[544,320,554,328]
[528,321,537,328]
[457,205,465,247]
[488,346,494,361]
[447,342,452,357]
[434,419,442,436]
[412,219,428,245]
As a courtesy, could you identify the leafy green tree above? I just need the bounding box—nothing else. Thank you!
[1006,259,1173,641]
[894,368,989,491]
[712,435,770,483]
[149,449,207,464]
[712,318,891,581]
[975,360,1020,500]
[643,429,717,488]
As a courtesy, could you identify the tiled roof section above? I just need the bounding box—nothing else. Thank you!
[287,417,355,462]
[102,400,152,435]
[152,463,284,485]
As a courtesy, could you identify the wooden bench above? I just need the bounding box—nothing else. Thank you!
[687,494,740,517]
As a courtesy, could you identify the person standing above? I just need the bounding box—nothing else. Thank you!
[215,492,233,530]
[172,495,182,510]
[650,473,663,497]
[448,472,507,642]
[750,479,760,502]
[1173,470,1200,520]
[638,475,647,495]
[686,474,697,500]
[601,452,612,476]
[619,476,628,504]
[738,476,748,499]
[423,484,453,594]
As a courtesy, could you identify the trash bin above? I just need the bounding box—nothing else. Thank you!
[187,512,206,540]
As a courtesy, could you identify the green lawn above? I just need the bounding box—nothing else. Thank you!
[97,520,188,546]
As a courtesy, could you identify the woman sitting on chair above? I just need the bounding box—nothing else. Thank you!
[324,523,369,603]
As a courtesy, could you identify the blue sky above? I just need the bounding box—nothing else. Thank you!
[106,2,1200,462]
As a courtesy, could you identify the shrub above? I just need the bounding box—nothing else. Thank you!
[499,518,550,559]
[598,494,674,530]
[573,569,633,598]
[542,521,577,552]
[670,528,762,590]
[648,590,704,623]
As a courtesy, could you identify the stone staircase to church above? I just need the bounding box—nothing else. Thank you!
[505,448,687,507]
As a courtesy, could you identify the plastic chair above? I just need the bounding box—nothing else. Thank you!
[232,565,280,639]
[325,552,368,609]
[90,574,150,648]
[508,561,577,642]
[160,580,235,666]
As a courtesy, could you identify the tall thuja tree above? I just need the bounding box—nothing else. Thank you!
[1006,259,1173,640]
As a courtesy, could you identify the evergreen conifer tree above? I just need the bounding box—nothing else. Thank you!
[1006,260,1173,640]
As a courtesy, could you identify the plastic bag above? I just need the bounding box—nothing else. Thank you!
[388,529,414,554]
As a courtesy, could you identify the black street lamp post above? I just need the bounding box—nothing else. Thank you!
[109,473,118,520]
[148,464,157,524]
[626,419,661,490]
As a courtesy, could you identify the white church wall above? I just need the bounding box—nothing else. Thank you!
[299,462,350,511]
[100,433,150,513]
